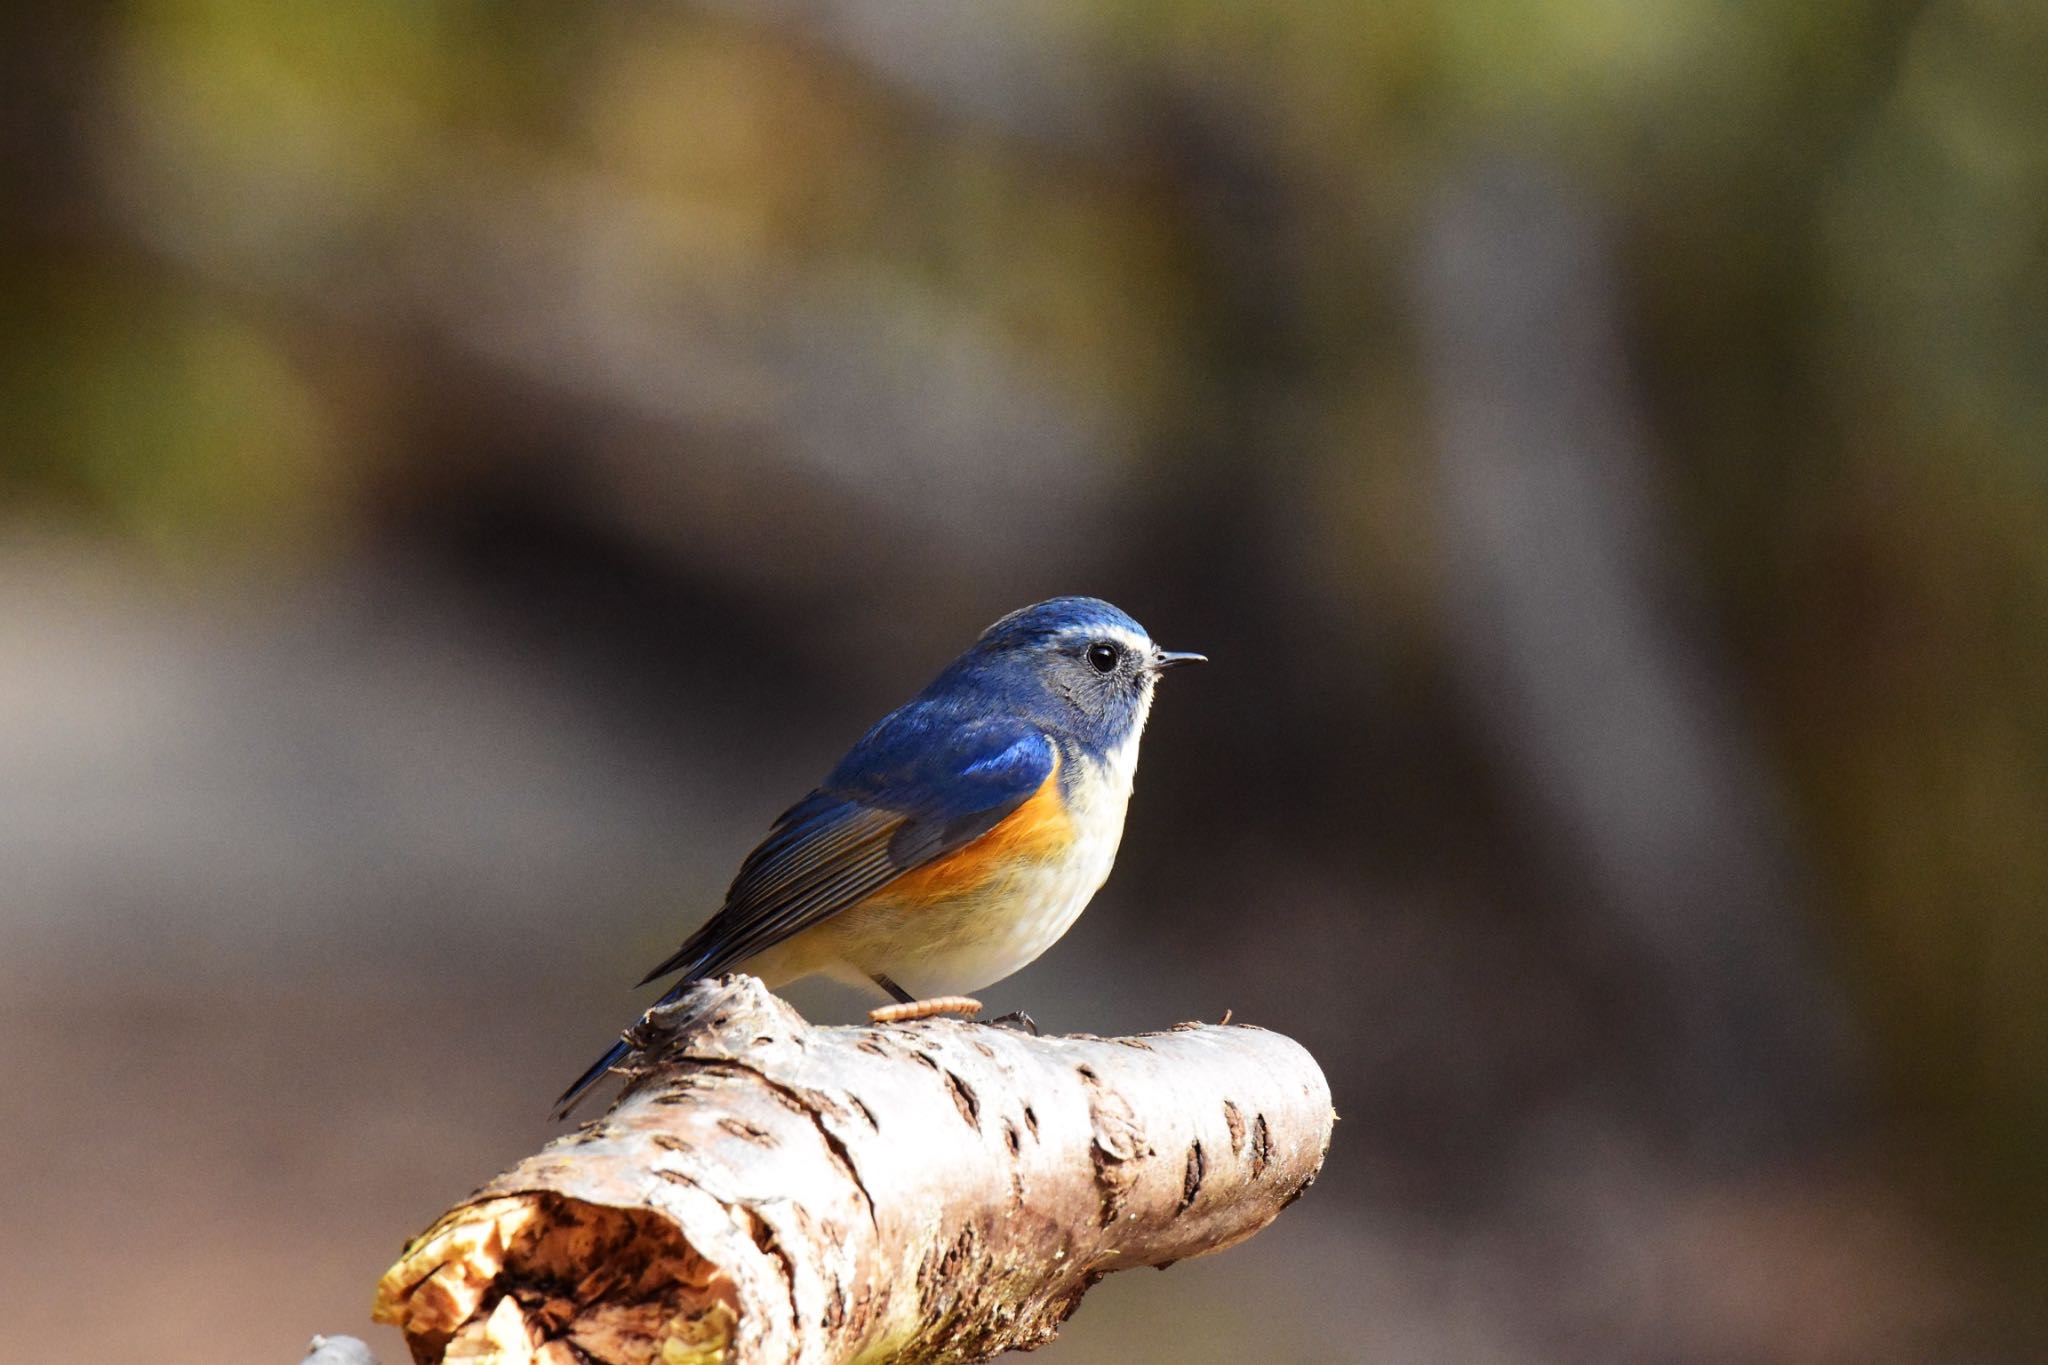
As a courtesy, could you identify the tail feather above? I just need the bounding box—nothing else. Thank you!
[551,977,700,1120]
[551,1036,633,1120]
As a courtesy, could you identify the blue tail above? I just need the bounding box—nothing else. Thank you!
[551,976,699,1119]
[550,1035,635,1120]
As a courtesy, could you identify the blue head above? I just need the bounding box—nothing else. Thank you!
[932,597,1207,755]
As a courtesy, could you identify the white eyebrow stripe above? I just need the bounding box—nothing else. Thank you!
[1072,625,1151,654]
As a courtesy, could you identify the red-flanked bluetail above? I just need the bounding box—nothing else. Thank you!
[553,597,1206,1117]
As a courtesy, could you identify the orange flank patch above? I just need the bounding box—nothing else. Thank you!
[878,761,1072,905]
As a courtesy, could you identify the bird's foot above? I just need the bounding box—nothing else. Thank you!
[869,994,982,1024]
[982,1010,1040,1036]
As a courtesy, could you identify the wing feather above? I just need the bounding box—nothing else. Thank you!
[633,714,1055,988]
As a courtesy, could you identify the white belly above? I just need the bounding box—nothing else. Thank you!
[883,782,1128,997]
[765,729,1145,1000]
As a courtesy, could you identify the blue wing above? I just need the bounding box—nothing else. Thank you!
[553,706,1053,1115]
[636,707,1055,983]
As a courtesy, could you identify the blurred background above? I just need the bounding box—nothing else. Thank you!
[3,1,2046,1361]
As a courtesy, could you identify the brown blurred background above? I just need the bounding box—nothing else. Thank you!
[4,2,2046,1361]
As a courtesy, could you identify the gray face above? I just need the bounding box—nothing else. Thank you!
[951,596,1205,753]
[1035,627,1158,745]
[999,622,1179,753]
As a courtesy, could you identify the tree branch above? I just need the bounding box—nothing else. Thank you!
[373,976,1333,1364]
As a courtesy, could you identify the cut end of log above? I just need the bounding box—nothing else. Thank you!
[375,976,1333,1364]
[377,1195,738,1364]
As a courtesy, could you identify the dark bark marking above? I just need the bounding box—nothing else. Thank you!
[717,1116,774,1144]
[943,1069,981,1128]
[1177,1140,1206,1214]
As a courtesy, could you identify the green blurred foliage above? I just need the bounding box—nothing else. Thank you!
[8,0,2046,1231]
[5,266,337,559]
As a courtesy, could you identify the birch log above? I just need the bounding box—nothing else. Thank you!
[374,976,1333,1365]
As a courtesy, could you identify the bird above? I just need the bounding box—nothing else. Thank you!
[553,596,1206,1117]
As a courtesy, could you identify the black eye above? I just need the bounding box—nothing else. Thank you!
[1086,642,1121,674]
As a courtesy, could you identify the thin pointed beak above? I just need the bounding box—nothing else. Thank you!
[1152,649,1209,670]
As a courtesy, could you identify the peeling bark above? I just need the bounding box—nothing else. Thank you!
[375,976,1333,1364]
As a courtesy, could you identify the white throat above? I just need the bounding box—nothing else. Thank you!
[1098,674,1155,799]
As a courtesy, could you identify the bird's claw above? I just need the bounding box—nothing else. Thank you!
[983,1010,1040,1036]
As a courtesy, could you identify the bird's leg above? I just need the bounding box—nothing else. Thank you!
[869,995,983,1024]
[871,973,917,1005]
